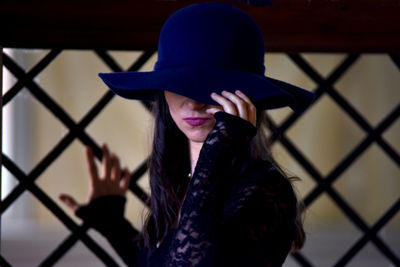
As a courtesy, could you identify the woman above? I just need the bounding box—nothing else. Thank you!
[60,2,314,266]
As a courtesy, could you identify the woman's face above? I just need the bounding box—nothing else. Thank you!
[164,91,217,143]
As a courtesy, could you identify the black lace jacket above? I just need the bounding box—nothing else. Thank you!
[76,112,297,267]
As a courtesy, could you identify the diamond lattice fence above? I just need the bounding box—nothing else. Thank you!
[1,49,399,267]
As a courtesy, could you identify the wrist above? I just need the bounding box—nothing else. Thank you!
[76,195,127,223]
[213,111,257,141]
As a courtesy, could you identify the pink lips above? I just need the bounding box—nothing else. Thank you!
[183,117,210,126]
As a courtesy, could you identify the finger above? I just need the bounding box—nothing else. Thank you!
[102,143,111,180]
[221,90,249,121]
[206,107,223,115]
[235,90,253,105]
[235,90,257,126]
[110,153,121,182]
[59,194,81,212]
[210,92,238,116]
[120,167,132,191]
[86,146,99,186]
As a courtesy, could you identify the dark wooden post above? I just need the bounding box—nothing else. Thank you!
[0,0,399,52]
[0,45,3,252]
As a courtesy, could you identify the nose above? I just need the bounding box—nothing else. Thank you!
[184,98,207,109]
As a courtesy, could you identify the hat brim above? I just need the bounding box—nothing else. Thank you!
[99,66,315,112]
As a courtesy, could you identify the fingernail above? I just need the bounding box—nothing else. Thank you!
[103,143,109,151]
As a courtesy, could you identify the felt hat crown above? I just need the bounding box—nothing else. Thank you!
[99,2,315,112]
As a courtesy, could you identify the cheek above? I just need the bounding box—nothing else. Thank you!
[168,106,180,124]
[165,96,184,125]
[167,105,186,134]
[164,91,185,112]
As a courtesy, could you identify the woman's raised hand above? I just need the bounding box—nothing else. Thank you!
[206,90,257,126]
[59,144,132,213]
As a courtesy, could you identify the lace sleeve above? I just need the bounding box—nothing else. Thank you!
[216,166,297,267]
[76,195,140,266]
[166,112,257,266]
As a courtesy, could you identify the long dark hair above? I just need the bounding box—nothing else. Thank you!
[140,93,305,251]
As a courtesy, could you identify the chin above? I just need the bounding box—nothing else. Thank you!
[177,121,215,143]
[187,133,208,143]
[185,129,211,143]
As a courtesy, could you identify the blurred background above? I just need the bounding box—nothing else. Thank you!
[2,49,399,266]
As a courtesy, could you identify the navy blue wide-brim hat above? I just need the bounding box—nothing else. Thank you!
[99,2,315,112]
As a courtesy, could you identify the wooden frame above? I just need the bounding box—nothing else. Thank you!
[1,0,399,52]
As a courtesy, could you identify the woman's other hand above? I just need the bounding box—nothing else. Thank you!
[206,90,257,126]
[59,144,132,213]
